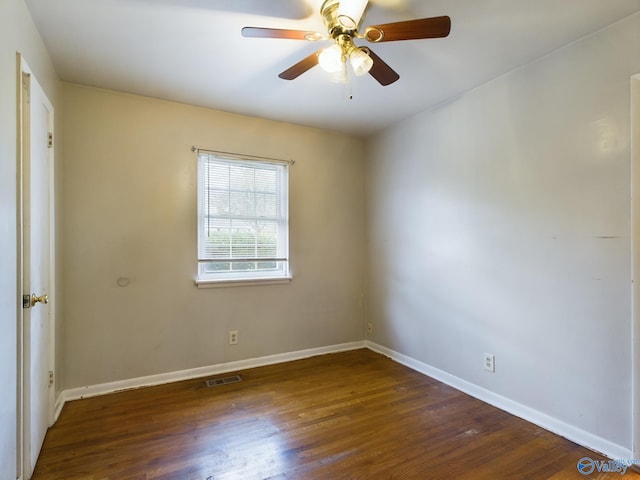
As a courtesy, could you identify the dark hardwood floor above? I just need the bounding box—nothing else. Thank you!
[32,349,636,479]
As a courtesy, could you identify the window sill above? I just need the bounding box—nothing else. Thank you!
[195,276,292,289]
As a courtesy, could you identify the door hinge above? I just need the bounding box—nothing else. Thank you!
[48,370,54,387]
[22,294,31,309]
[48,132,53,148]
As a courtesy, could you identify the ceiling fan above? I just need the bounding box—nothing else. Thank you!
[241,0,451,86]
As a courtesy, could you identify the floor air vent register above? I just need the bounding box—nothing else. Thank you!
[205,375,242,388]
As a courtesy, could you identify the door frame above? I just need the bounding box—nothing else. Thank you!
[632,73,640,460]
[16,53,57,480]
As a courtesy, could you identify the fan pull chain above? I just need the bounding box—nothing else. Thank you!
[344,67,354,101]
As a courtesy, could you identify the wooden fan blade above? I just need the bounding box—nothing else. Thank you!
[362,48,399,86]
[278,50,322,80]
[242,27,322,41]
[364,16,451,42]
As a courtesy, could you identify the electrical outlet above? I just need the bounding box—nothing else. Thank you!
[484,353,495,372]
[229,330,238,345]
[367,323,373,334]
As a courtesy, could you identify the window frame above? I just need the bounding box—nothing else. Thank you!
[195,149,292,288]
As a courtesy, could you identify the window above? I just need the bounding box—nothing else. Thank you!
[196,150,290,285]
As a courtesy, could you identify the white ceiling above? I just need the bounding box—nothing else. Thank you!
[25,0,640,136]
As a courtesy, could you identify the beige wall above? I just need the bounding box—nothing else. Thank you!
[0,0,60,477]
[61,83,366,389]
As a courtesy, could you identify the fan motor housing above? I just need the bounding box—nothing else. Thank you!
[321,0,355,39]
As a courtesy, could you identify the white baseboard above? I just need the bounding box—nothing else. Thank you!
[62,341,366,403]
[53,391,65,423]
[55,339,631,462]
[366,341,633,461]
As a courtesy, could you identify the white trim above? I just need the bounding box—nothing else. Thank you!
[46,80,56,430]
[53,393,65,423]
[54,340,633,462]
[366,341,633,461]
[632,72,640,460]
[63,341,366,402]
[195,276,292,288]
[192,147,294,166]
[15,50,25,480]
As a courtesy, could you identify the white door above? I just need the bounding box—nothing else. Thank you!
[19,60,55,480]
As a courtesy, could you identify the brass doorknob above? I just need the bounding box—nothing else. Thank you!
[31,293,49,307]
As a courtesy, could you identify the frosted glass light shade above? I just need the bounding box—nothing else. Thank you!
[336,0,368,29]
[318,44,344,73]
[349,48,373,76]
[329,61,348,83]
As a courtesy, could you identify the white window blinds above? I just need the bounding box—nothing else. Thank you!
[197,151,290,282]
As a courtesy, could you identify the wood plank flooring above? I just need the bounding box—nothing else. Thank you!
[32,349,637,479]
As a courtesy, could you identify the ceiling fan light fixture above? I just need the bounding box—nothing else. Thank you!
[337,14,357,30]
[242,0,450,87]
[318,43,344,73]
[336,0,368,29]
[329,61,348,84]
[349,47,373,76]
